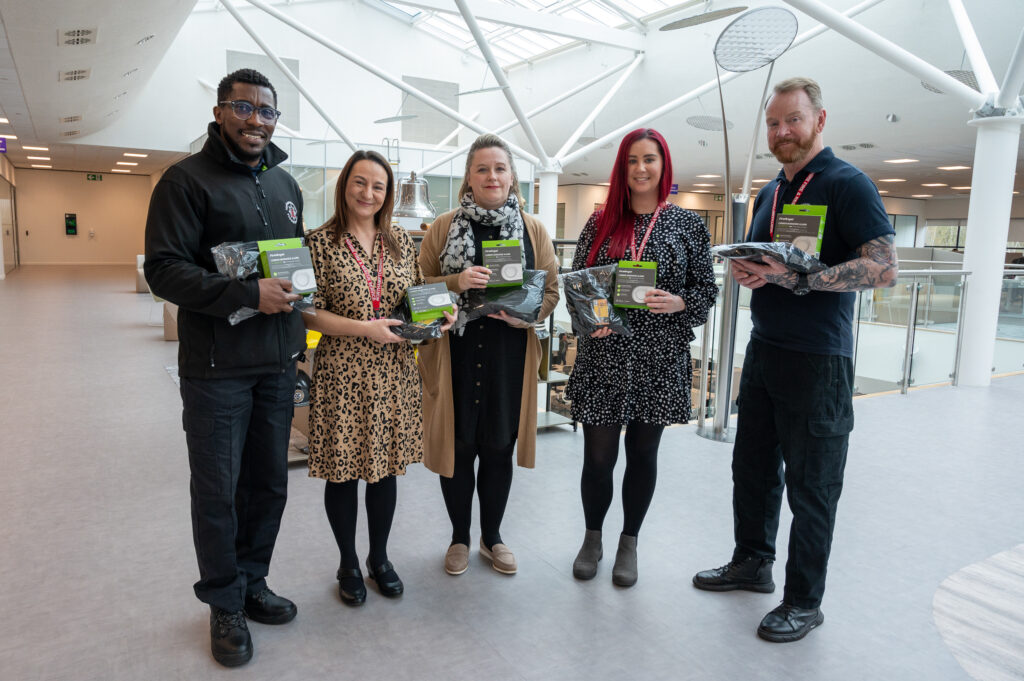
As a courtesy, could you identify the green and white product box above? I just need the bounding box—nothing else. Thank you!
[406,282,454,322]
[614,260,657,309]
[777,204,827,258]
[482,239,523,287]
[258,238,317,295]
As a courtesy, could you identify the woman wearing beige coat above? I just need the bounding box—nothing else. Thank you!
[418,134,559,576]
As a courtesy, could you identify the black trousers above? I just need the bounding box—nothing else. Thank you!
[180,365,295,612]
[731,339,853,609]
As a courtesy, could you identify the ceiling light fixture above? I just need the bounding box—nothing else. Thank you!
[111,168,131,173]
[123,152,148,158]
[116,161,138,166]
[878,190,889,194]
[27,156,50,161]
[694,183,716,187]
[752,179,769,183]
[693,190,710,193]
[938,165,970,170]
[22,146,48,151]
[879,178,906,182]
[0,117,8,124]
[922,183,947,187]
[31,164,52,168]
[912,194,932,198]
[884,159,918,164]
[885,113,900,122]
[951,186,971,190]
[0,134,17,140]
[697,174,721,178]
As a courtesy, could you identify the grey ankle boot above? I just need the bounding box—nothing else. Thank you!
[572,529,603,580]
[612,534,638,587]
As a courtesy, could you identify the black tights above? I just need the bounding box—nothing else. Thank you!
[439,439,514,549]
[581,422,664,537]
[324,476,396,569]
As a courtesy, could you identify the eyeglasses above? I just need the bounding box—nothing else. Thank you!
[219,100,281,124]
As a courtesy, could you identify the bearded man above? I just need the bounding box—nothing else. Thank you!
[692,77,898,642]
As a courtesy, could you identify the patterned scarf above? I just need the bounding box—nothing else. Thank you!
[439,192,526,334]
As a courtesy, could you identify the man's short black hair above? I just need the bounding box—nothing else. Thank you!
[217,69,277,105]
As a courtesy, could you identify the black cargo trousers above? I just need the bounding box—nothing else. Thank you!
[730,338,854,609]
[179,364,296,612]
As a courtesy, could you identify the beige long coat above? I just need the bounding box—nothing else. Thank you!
[417,210,560,477]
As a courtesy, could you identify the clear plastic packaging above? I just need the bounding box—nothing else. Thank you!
[210,240,316,326]
[461,269,547,325]
[711,241,827,274]
[561,264,633,337]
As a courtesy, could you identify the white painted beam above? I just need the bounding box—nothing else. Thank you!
[946,0,998,94]
[392,0,643,50]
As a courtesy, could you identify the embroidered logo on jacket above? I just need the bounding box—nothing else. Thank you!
[285,201,298,224]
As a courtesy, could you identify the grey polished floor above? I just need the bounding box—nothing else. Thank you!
[1,266,1021,681]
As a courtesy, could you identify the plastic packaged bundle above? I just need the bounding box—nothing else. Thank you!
[711,241,827,274]
[462,269,546,325]
[210,241,316,326]
[561,264,633,337]
[388,291,458,342]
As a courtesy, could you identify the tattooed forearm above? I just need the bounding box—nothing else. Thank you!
[763,270,798,288]
[810,235,899,292]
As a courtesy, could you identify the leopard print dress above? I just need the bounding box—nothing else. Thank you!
[305,226,424,483]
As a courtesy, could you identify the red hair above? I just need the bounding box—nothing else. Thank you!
[586,128,674,266]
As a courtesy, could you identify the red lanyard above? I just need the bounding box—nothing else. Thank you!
[344,234,385,317]
[630,202,665,261]
[769,172,815,240]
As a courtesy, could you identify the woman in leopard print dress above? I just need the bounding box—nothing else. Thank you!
[305,151,453,605]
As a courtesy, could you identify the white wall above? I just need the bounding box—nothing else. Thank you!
[16,170,152,265]
[0,154,15,280]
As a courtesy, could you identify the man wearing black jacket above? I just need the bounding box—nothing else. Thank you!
[145,69,305,667]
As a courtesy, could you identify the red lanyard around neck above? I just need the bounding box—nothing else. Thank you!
[344,234,384,317]
[630,202,665,261]
[769,172,815,240]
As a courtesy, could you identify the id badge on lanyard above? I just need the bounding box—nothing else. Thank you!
[613,204,662,309]
[344,235,385,318]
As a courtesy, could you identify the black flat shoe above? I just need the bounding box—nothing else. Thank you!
[210,607,253,667]
[365,558,404,598]
[337,567,367,606]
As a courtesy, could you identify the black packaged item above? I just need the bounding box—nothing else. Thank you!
[461,269,546,325]
[711,242,827,274]
[211,240,317,325]
[561,264,633,337]
[388,292,458,342]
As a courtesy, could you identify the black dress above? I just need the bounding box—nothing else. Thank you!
[565,205,718,426]
[448,221,535,446]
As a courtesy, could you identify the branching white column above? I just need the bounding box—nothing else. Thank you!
[535,171,560,237]
[959,115,1024,386]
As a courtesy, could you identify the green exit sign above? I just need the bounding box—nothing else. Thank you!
[713,194,724,202]
[87,173,102,181]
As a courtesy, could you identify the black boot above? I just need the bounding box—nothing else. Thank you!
[243,588,297,625]
[210,607,253,667]
[757,602,824,642]
[692,556,775,592]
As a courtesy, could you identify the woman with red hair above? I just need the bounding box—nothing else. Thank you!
[565,128,717,586]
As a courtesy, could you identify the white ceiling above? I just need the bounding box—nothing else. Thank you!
[0,0,1020,202]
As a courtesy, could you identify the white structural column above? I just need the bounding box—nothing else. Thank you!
[959,116,1023,386]
[535,171,560,237]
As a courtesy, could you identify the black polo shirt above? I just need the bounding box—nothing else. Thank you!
[746,147,893,357]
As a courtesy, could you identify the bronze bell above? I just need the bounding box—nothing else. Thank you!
[393,171,436,219]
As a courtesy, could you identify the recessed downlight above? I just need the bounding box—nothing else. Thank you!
[884,158,918,164]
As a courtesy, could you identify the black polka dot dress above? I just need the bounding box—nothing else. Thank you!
[565,205,718,426]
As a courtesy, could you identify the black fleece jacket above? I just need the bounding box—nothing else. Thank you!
[145,122,307,379]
